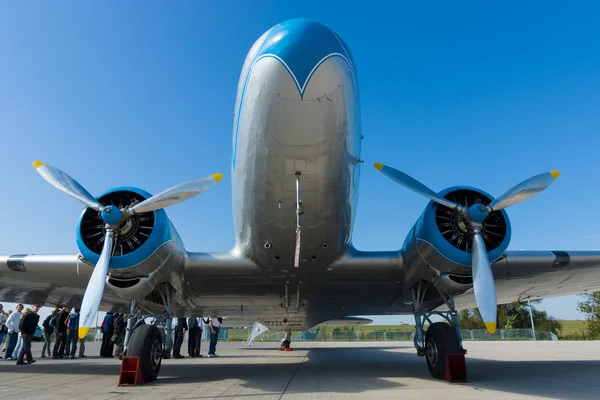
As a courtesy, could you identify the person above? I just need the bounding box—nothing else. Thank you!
[173,317,187,358]
[208,316,221,358]
[53,306,70,359]
[41,307,58,358]
[12,306,29,360]
[100,312,114,357]
[16,304,40,365]
[187,317,202,358]
[1,310,12,352]
[4,304,23,360]
[0,304,7,349]
[65,308,80,359]
[152,317,170,353]
[112,313,126,359]
[78,332,87,358]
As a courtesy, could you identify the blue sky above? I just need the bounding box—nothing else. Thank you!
[1,2,599,324]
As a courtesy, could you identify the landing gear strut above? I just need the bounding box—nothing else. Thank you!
[122,299,138,357]
[412,282,466,380]
[279,331,292,351]
[157,283,176,359]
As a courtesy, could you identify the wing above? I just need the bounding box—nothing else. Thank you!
[0,251,261,313]
[453,250,600,309]
[0,254,127,309]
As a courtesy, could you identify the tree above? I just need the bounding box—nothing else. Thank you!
[458,309,484,329]
[577,292,600,339]
[458,301,562,334]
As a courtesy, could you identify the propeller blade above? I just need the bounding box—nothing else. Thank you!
[127,173,223,215]
[78,229,114,339]
[33,161,103,211]
[374,163,460,210]
[471,230,497,334]
[488,171,560,212]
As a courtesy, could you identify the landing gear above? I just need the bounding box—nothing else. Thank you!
[424,322,461,379]
[412,282,466,380]
[157,283,175,359]
[163,316,173,359]
[279,331,292,351]
[127,324,163,383]
[122,299,138,358]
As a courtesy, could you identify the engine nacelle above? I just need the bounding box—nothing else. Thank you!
[402,186,511,296]
[76,187,186,299]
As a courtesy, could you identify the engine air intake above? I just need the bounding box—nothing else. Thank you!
[435,189,507,253]
[80,191,155,256]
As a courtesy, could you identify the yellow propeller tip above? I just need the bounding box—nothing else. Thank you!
[374,163,384,171]
[485,322,497,334]
[550,170,560,179]
[78,326,89,340]
[212,173,223,183]
[32,160,45,169]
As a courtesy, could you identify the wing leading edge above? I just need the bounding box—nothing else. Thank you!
[0,254,122,308]
[0,251,263,313]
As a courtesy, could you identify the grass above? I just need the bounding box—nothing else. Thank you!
[556,320,589,338]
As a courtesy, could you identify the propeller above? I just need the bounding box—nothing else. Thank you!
[374,163,559,334]
[33,161,223,339]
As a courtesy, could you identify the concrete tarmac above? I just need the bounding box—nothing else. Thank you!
[0,340,599,399]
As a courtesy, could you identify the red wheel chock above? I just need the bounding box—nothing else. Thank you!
[444,354,467,383]
[118,356,146,386]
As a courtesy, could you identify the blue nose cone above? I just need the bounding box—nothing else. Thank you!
[101,205,123,225]
[467,204,490,224]
[254,19,354,96]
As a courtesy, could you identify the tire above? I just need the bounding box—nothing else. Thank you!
[126,324,163,382]
[424,322,461,379]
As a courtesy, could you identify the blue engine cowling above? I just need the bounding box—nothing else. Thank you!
[75,186,188,303]
[76,187,176,271]
[401,186,512,296]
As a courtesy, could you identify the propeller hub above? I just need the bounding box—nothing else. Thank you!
[466,204,489,224]
[101,205,123,225]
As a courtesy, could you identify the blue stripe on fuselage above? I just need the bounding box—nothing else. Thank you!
[232,19,355,171]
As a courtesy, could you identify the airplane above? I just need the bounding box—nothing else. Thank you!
[2,17,600,382]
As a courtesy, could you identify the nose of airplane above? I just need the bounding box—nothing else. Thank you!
[252,19,354,97]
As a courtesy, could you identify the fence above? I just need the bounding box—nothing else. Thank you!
[88,325,557,343]
[244,328,556,343]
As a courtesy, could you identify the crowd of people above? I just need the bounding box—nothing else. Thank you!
[164,315,222,358]
[0,304,84,364]
[1,303,223,365]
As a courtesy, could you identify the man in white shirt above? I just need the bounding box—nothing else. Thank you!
[4,303,23,360]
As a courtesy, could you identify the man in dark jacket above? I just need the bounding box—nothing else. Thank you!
[188,317,202,358]
[101,312,114,357]
[173,317,187,359]
[17,305,40,365]
[65,308,80,359]
[41,308,57,358]
[53,306,70,359]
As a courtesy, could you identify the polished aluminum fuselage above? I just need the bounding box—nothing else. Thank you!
[231,31,361,279]
[3,20,600,335]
